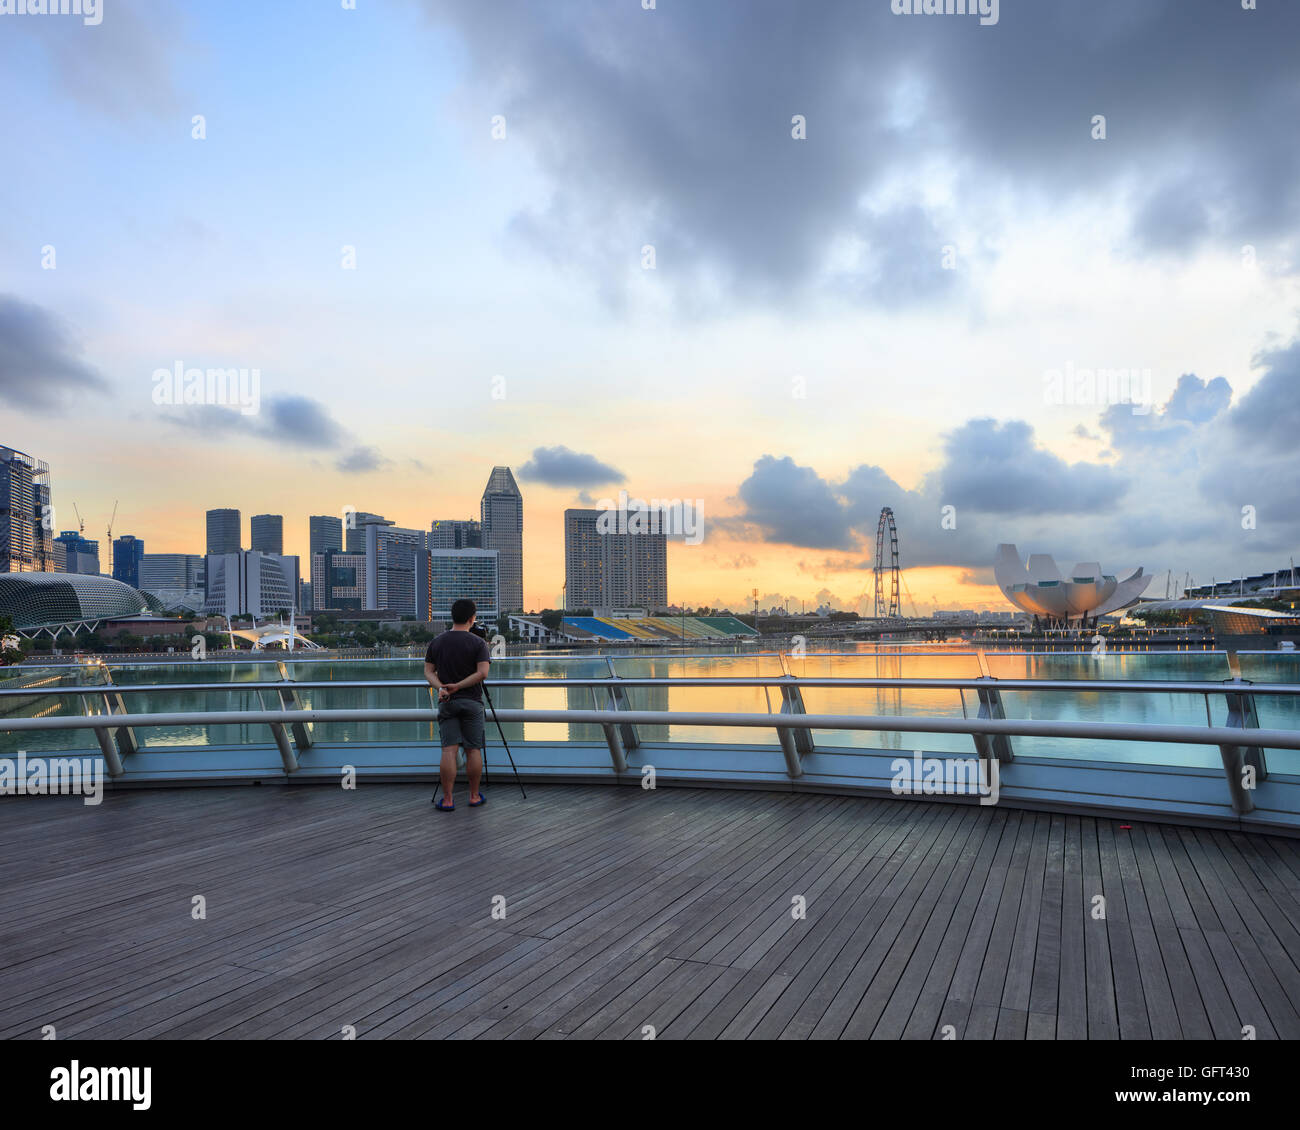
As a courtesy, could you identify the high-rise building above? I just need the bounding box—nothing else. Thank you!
[429,518,482,549]
[564,508,667,612]
[203,551,299,618]
[345,511,384,553]
[364,519,425,615]
[112,535,146,588]
[0,446,55,573]
[54,531,100,575]
[206,508,241,556]
[310,549,366,611]
[481,466,522,612]
[420,548,499,624]
[250,514,284,555]
[139,553,205,610]
[309,515,343,558]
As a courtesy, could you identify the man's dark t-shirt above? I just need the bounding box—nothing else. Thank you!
[425,631,491,701]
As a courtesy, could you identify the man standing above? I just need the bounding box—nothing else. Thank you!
[424,598,491,811]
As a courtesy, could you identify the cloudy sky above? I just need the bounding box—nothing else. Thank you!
[2,0,1298,613]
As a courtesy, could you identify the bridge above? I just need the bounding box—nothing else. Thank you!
[4,663,1300,1039]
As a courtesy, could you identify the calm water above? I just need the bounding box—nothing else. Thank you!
[3,645,1299,773]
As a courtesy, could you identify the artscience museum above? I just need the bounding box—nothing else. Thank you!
[994,544,1151,627]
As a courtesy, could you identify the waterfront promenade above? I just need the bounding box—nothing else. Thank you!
[3,782,1299,1040]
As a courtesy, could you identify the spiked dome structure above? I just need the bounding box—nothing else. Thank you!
[994,544,1151,625]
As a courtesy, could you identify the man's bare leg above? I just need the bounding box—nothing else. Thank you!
[439,744,460,805]
[465,748,483,803]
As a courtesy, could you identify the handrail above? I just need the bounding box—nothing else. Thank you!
[5,705,1300,750]
[4,675,1299,696]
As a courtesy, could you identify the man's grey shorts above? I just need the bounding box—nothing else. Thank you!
[437,697,486,750]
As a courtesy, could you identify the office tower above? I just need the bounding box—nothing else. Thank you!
[345,511,384,553]
[206,508,241,556]
[139,554,205,609]
[310,549,366,612]
[428,518,482,549]
[480,466,522,612]
[0,446,55,573]
[54,531,101,575]
[203,550,298,618]
[299,579,311,613]
[564,508,667,611]
[250,514,284,555]
[363,519,424,614]
[421,548,499,624]
[112,535,146,588]
[309,515,343,558]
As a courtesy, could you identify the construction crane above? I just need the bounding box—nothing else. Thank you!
[106,500,118,577]
[73,502,85,534]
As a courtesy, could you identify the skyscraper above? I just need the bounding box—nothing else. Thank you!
[420,548,499,624]
[481,466,523,612]
[206,508,241,556]
[345,511,384,553]
[112,535,146,589]
[363,519,424,615]
[428,518,482,549]
[139,554,205,611]
[0,446,55,573]
[250,514,284,555]
[564,508,667,612]
[311,549,366,611]
[54,531,101,575]
[309,514,343,558]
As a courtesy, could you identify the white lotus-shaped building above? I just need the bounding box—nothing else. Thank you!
[994,544,1150,624]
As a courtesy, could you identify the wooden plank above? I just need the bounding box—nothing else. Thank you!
[3,781,1294,1040]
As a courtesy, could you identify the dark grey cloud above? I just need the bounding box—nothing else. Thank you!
[336,446,390,473]
[164,394,388,473]
[422,0,1300,307]
[1226,341,1300,451]
[938,419,1127,515]
[265,396,349,447]
[0,295,108,411]
[518,445,625,487]
[735,455,857,550]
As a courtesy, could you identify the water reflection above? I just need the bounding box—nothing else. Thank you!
[2,648,1298,773]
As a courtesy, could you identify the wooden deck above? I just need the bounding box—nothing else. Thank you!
[3,782,1300,1040]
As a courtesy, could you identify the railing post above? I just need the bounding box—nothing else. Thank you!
[778,676,814,755]
[269,721,299,773]
[1219,678,1265,813]
[93,726,125,778]
[603,658,639,756]
[96,667,138,759]
[973,678,1014,764]
[275,660,313,751]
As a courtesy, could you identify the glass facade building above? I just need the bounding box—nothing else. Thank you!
[481,467,522,613]
[1,447,55,573]
[422,548,499,623]
[250,514,284,555]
